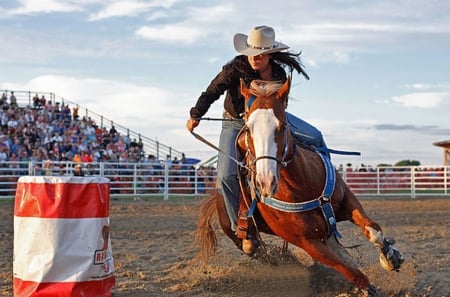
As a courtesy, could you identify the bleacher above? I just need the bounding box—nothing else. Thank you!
[0,89,218,199]
[1,89,185,162]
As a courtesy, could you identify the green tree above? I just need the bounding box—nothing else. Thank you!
[395,160,421,166]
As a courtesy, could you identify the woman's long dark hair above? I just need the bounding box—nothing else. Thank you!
[271,51,310,80]
[231,51,310,82]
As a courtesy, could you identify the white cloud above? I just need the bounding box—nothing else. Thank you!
[405,83,450,90]
[135,24,206,43]
[187,3,234,22]
[8,0,84,15]
[1,74,173,120]
[88,0,179,21]
[392,92,450,108]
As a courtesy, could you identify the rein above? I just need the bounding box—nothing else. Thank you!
[190,130,252,172]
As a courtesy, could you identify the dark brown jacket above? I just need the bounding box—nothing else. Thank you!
[189,55,287,119]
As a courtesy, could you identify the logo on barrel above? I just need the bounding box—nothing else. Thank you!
[94,225,112,272]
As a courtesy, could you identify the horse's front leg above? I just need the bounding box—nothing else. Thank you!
[342,189,404,272]
[301,239,376,293]
[364,223,404,272]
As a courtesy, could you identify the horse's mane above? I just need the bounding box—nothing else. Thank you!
[249,80,283,97]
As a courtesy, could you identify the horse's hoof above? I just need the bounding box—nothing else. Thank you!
[242,238,259,256]
[379,239,404,271]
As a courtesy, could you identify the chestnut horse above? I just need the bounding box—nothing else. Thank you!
[196,78,404,295]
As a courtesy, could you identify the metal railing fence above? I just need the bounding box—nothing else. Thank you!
[0,161,216,200]
[0,162,448,199]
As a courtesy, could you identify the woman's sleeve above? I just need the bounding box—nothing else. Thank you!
[189,64,234,119]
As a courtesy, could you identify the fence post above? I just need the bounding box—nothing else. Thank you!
[133,164,138,197]
[445,166,448,195]
[376,167,380,195]
[194,168,198,196]
[164,162,169,200]
[411,167,416,198]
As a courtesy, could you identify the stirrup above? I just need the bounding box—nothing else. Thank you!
[236,211,249,240]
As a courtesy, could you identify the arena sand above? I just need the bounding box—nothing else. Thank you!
[1,197,449,297]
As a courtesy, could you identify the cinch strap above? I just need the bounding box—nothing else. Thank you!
[318,152,336,199]
[321,202,342,238]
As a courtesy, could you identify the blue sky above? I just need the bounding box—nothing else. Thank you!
[1,0,449,166]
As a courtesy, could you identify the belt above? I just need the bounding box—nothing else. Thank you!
[223,111,241,120]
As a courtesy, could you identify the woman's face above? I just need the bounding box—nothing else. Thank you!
[247,54,270,72]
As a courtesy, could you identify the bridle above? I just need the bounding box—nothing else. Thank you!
[242,115,297,171]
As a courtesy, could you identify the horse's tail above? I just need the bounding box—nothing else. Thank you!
[195,191,219,265]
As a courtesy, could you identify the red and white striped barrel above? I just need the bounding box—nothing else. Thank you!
[13,176,115,297]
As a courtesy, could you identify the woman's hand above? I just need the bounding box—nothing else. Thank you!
[186,118,200,132]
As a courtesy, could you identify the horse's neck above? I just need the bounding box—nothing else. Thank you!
[279,145,325,199]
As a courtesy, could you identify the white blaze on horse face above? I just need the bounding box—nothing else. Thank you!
[247,108,279,196]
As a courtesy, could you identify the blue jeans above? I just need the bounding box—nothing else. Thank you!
[286,112,329,157]
[217,119,244,231]
[217,113,328,231]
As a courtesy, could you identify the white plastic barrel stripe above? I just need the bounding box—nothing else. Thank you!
[13,176,115,297]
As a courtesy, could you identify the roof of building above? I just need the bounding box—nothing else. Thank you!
[433,140,450,148]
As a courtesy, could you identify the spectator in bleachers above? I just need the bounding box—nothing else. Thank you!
[53,102,61,120]
[51,131,63,145]
[24,109,35,124]
[10,136,22,156]
[9,92,17,108]
[72,105,79,121]
[0,146,8,167]
[43,160,52,176]
[130,138,138,150]
[32,94,40,109]
[74,163,84,176]
[73,153,82,163]
[109,125,117,138]
[39,95,46,107]
[1,110,8,131]
[7,114,18,135]
[19,150,30,173]
[81,151,93,163]
[0,93,6,106]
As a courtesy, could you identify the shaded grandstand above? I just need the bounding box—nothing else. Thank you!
[0,89,185,164]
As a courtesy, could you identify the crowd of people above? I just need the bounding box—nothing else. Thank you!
[0,91,178,175]
[0,91,219,196]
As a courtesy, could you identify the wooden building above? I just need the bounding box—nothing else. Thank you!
[433,140,450,165]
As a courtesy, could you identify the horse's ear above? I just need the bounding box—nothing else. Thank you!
[277,76,291,108]
[240,78,251,98]
[278,76,291,98]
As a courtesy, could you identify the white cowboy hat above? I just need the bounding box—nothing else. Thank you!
[233,25,289,56]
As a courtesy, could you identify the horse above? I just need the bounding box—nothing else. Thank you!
[196,77,404,295]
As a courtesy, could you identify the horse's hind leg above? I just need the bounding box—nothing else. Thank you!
[341,188,404,271]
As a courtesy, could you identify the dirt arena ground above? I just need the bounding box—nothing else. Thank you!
[1,197,449,297]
